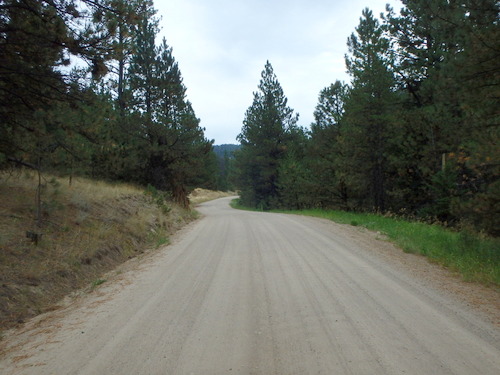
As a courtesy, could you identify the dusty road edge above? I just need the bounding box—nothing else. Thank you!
[302,215,500,327]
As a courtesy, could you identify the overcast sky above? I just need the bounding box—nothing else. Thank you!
[155,0,401,145]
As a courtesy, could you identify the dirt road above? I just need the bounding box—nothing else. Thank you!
[1,197,499,374]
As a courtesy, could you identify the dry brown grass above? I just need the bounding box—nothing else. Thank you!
[0,171,197,330]
[189,188,235,205]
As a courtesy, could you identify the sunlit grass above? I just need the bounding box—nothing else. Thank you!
[189,188,235,205]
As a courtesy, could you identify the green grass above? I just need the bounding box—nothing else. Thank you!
[91,278,107,289]
[230,199,263,211]
[231,200,500,286]
[156,236,170,248]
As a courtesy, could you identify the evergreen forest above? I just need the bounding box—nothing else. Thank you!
[1,0,498,236]
[234,2,499,236]
[1,0,216,207]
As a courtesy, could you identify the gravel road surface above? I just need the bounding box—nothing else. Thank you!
[1,197,499,374]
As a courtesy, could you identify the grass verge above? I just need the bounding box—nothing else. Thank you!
[231,199,499,287]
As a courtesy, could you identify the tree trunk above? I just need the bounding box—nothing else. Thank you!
[117,23,126,118]
[172,184,189,208]
[36,156,42,228]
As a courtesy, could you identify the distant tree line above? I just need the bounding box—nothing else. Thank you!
[0,0,216,207]
[234,1,499,236]
[213,144,239,191]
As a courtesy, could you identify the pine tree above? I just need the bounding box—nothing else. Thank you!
[0,0,65,166]
[0,0,126,170]
[275,126,310,209]
[342,8,397,211]
[106,0,150,117]
[126,19,212,206]
[306,81,349,208]
[312,81,348,132]
[128,8,159,125]
[213,145,240,191]
[383,0,499,231]
[451,0,500,234]
[236,61,299,209]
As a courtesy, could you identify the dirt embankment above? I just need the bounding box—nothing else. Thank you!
[189,188,236,205]
[0,172,197,331]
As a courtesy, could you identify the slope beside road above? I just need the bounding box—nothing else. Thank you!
[1,197,499,374]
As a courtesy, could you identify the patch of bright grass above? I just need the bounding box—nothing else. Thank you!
[156,236,170,248]
[288,209,499,286]
[230,201,499,286]
[91,278,106,289]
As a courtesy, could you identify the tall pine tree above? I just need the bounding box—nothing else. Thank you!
[235,61,299,209]
[384,0,500,231]
[307,81,349,208]
[342,8,397,211]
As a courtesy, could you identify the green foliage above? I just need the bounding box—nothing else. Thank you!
[1,0,497,242]
[230,198,264,212]
[341,8,398,211]
[230,3,499,296]
[307,81,349,209]
[235,61,299,209]
[125,20,213,206]
[418,166,460,222]
[213,145,240,191]
[312,81,348,132]
[380,0,500,234]
[1,0,214,215]
[232,3,498,238]
[0,0,125,167]
[155,236,170,248]
[91,279,107,289]
[144,184,172,214]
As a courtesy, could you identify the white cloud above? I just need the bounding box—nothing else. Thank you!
[156,0,401,144]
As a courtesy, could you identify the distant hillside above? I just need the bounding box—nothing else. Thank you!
[213,144,240,158]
